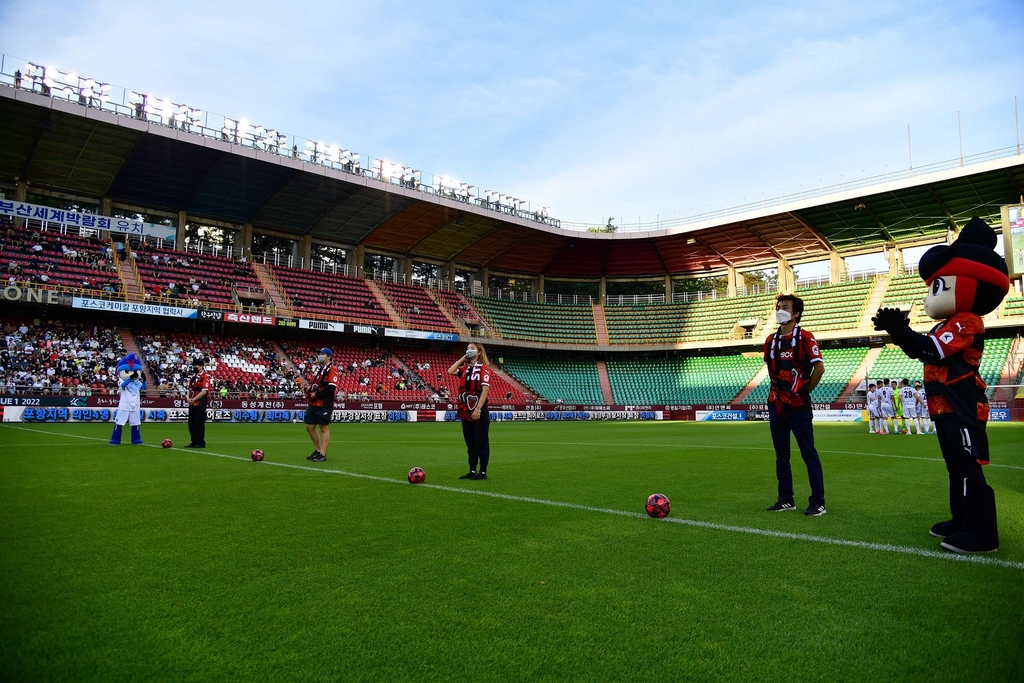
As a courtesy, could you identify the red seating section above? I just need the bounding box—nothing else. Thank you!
[281,342,431,401]
[2,224,120,292]
[434,290,481,323]
[393,349,529,404]
[271,265,393,324]
[135,246,261,306]
[379,282,457,332]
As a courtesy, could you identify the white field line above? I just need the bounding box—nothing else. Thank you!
[4,425,1023,572]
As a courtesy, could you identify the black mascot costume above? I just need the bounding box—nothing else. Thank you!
[872,217,1009,554]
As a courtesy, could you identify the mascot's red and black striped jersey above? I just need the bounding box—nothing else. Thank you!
[457,362,490,420]
[308,364,341,408]
[763,326,823,410]
[922,311,989,425]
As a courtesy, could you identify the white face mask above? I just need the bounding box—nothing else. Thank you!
[775,309,793,324]
[465,348,478,360]
[317,354,328,364]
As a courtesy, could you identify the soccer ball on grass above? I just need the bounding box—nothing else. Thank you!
[407,467,425,484]
[161,439,172,448]
[251,449,265,461]
[645,493,671,518]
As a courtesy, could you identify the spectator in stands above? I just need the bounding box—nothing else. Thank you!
[763,294,827,516]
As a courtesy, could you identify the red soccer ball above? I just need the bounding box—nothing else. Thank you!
[646,493,671,519]
[251,449,265,462]
[161,439,172,449]
[407,467,425,484]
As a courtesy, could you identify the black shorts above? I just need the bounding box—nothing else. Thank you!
[304,406,332,425]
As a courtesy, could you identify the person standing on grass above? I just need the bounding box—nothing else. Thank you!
[304,348,339,462]
[763,294,827,516]
[449,342,491,480]
[186,356,210,448]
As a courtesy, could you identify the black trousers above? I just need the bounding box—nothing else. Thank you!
[188,401,207,446]
[933,416,998,544]
[768,403,825,506]
[461,408,490,472]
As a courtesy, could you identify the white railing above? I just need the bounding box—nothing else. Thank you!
[605,294,667,306]
[309,258,352,277]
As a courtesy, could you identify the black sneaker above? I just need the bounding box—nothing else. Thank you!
[766,500,796,512]
[310,453,326,462]
[804,504,827,516]
[307,450,320,460]
[185,443,199,448]
[470,472,487,480]
[458,471,476,479]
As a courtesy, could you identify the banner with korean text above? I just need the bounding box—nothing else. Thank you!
[72,297,197,318]
[0,200,177,242]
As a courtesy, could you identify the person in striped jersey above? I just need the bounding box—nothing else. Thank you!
[449,342,492,480]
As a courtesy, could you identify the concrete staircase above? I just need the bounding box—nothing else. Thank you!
[427,289,468,334]
[733,365,768,404]
[117,257,144,301]
[270,340,301,377]
[839,346,884,400]
[858,275,889,328]
[365,280,405,327]
[592,303,609,345]
[492,364,538,401]
[118,329,157,392]
[251,263,293,317]
[594,360,615,404]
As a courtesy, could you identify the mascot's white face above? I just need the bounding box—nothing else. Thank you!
[923,275,958,320]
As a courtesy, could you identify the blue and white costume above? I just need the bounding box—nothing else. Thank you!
[110,353,145,445]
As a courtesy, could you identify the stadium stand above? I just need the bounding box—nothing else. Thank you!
[470,297,598,344]
[434,289,481,324]
[378,282,458,332]
[500,357,604,404]
[603,303,687,344]
[270,265,393,324]
[794,279,876,331]
[391,348,530,404]
[135,331,300,398]
[739,347,868,404]
[280,341,430,401]
[675,293,776,343]
[606,355,763,404]
[867,338,1013,396]
[881,274,930,324]
[2,221,121,293]
[1,319,126,394]
[134,243,262,307]
[1004,294,1024,318]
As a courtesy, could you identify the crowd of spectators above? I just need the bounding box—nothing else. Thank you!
[1,320,126,395]
[3,219,122,291]
[135,332,303,399]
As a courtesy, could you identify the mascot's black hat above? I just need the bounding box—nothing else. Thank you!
[918,216,1010,316]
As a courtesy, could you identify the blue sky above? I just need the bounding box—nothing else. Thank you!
[1,0,1022,235]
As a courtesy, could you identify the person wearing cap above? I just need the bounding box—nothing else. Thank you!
[304,347,340,462]
[873,217,1010,553]
[186,356,211,448]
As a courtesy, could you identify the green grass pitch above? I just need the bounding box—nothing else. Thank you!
[2,420,1023,682]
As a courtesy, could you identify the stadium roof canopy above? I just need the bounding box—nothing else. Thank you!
[2,87,1022,278]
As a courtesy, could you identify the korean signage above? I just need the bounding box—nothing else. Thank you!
[0,200,177,242]
[224,312,276,325]
[72,297,197,318]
